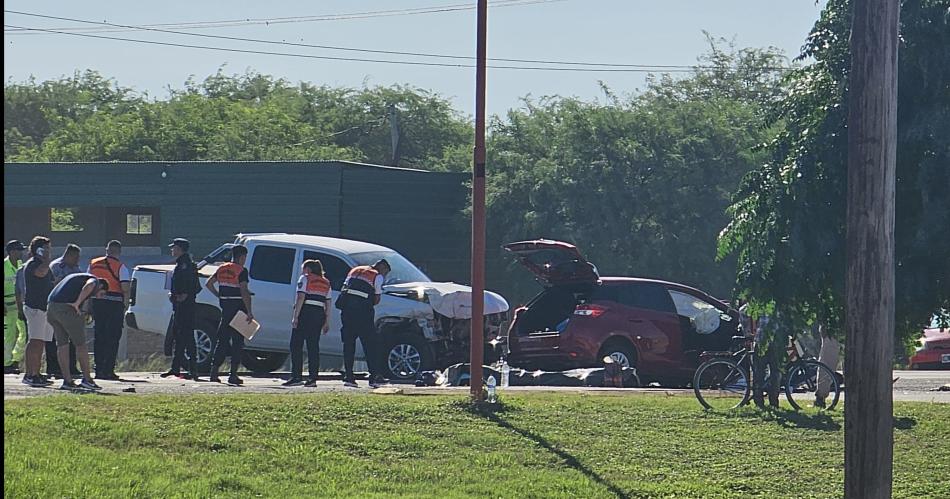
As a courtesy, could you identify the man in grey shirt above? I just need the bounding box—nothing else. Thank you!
[46,244,82,377]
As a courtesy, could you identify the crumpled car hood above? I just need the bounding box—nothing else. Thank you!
[384,282,509,319]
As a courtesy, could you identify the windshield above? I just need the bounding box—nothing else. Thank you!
[197,244,235,269]
[351,251,431,285]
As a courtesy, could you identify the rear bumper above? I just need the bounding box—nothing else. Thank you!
[910,350,949,365]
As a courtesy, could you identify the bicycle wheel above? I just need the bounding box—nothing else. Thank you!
[693,359,752,410]
[784,360,841,410]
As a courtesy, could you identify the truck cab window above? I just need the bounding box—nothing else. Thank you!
[249,245,296,284]
[303,251,351,290]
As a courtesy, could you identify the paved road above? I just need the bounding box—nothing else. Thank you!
[5,370,948,402]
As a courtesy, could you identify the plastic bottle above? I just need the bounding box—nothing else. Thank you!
[500,359,510,388]
[486,375,497,403]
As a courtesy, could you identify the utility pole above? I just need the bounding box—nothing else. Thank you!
[469,0,488,401]
[388,104,401,166]
[845,0,899,497]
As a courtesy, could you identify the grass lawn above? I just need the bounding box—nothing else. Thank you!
[4,393,949,498]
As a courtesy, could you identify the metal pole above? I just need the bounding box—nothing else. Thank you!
[469,0,488,401]
[844,0,899,497]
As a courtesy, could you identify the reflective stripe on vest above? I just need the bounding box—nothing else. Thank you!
[301,274,331,307]
[345,289,370,299]
[88,256,125,301]
[343,266,378,304]
[4,258,20,299]
[215,262,245,300]
[304,300,326,308]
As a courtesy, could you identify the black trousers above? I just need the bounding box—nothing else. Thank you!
[45,339,78,375]
[290,307,326,380]
[341,307,380,379]
[170,299,197,374]
[92,299,124,376]
[752,339,783,406]
[211,303,245,377]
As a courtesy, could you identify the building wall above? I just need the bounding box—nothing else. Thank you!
[3,161,471,283]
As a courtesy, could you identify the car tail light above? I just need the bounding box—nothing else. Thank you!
[130,278,137,306]
[574,304,608,318]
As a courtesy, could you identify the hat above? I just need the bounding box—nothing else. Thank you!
[374,259,391,269]
[5,240,26,252]
[602,355,616,364]
[168,238,190,251]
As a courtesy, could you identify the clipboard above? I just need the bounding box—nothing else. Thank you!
[229,310,261,340]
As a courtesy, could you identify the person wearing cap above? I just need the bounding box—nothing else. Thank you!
[161,238,202,380]
[46,273,109,391]
[4,240,28,374]
[46,243,82,378]
[204,244,253,385]
[88,240,131,380]
[336,259,390,388]
[21,236,55,387]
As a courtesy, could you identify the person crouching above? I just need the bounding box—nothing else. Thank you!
[46,273,109,391]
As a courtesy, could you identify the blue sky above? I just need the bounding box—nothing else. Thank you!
[4,1,826,116]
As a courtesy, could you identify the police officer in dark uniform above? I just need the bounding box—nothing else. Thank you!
[161,238,201,380]
[336,259,390,388]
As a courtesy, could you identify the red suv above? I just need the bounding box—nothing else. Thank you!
[504,240,741,386]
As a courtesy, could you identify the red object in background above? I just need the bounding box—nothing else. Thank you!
[909,328,950,370]
[504,240,742,387]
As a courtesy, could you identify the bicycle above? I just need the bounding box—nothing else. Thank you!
[692,335,841,411]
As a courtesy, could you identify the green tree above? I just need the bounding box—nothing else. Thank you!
[718,0,950,349]
[485,41,789,303]
[5,69,472,167]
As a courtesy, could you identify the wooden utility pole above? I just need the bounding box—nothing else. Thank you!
[469,0,488,401]
[845,0,899,497]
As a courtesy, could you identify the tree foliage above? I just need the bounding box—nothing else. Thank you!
[484,40,789,302]
[4,69,471,168]
[718,0,950,347]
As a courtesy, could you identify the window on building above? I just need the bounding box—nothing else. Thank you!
[50,208,84,232]
[249,245,296,284]
[126,214,153,235]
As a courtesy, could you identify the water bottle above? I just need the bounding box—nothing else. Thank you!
[500,359,510,388]
[486,375,497,403]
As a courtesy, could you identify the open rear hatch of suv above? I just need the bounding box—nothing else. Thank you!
[503,239,599,287]
[504,240,601,353]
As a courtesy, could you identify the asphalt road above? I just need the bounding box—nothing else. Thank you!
[5,370,948,402]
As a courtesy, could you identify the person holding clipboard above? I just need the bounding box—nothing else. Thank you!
[204,245,254,386]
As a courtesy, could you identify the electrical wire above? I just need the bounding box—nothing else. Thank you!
[3,0,563,34]
[6,9,715,69]
[4,23,701,73]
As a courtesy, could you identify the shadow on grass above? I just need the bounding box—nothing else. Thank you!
[894,417,917,430]
[708,406,842,432]
[458,400,630,499]
[765,409,841,431]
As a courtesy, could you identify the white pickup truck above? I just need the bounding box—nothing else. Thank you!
[125,233,509,379]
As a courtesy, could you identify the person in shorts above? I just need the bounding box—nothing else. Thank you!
[46,273,108,391]
[22,236,55,387]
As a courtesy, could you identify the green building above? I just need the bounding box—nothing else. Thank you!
[3,161,471,282]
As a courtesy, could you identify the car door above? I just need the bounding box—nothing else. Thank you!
[618,282,683,378]
[302,250,352,357]
[668,289,738,372]
[244,243,300,351]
